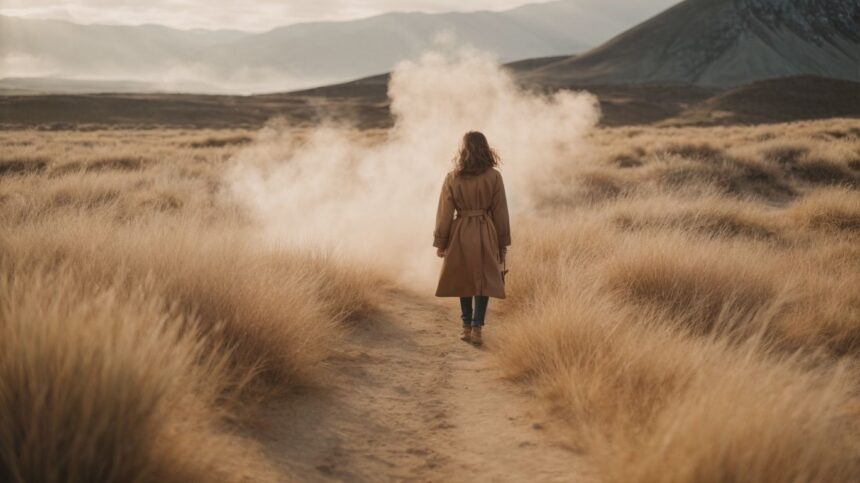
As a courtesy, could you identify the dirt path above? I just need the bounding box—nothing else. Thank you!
[251,289,588,482]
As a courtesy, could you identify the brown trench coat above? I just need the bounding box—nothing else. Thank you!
[433,168,511,299]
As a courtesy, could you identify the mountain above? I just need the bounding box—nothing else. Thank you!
[0,1,680,93]
[522,0,860,87]
[195,0,669,84]
[0,15,247,77]
[194,10,586,86]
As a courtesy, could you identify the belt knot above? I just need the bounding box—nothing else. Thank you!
[457,209,489,218]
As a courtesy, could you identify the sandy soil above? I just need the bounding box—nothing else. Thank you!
[250,288,589,482]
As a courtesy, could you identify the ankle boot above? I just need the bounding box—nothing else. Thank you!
[470,326,483,346]
[460,325,472,342]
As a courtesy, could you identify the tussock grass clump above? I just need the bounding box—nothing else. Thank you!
[761,144,809,165]
[499,219,860,482]
[501,287,859,483]
[790,187,860,233]
[662,142,725,162]
[645,155,793,200]
[499,213,615,313]
[189,135,254,148]
[788,157,858,187]
[48,161,84,177]
[574,170,629,203]
[85,156,147,172]
[0,267,280,483]
[603,235,781,335]
[1,213,379,391]
[0,157,49,176]
[601,340,859,483]
[611,196,780,240]
[611,152,644,168]
[581,120,860,204]
[0,128,382,481]
[150,243,378,386]
[499,118,860,483]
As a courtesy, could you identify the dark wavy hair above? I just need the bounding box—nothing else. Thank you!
[453,131,499,176]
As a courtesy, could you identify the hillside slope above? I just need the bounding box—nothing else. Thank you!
[667,76,860,125]
[3,76,856,129]
[524,0,860,86]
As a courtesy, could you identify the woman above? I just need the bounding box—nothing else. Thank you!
[433,131,511,346]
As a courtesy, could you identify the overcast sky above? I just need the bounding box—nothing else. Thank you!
[0,0,680,32]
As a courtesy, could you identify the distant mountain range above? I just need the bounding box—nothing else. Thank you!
[0,0,677,94]
[2,0,857,96]
[522,0,860,86]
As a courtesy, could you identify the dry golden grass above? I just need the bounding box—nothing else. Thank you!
[0,266,282,482]
[499,118,860,482]
[0,128,382,482]
[1,118,858,481]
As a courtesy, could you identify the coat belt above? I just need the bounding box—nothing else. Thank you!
[457,209,489,218]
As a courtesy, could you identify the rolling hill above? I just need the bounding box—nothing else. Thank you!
[3,75,856,130]
[522,0,860,86]
[667,76,860,125]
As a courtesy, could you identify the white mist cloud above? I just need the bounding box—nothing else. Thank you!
[227,47,599,289]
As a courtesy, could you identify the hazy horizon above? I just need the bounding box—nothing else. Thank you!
[5,0,853,95]
[0,0,685,94]
[0,0,680,32]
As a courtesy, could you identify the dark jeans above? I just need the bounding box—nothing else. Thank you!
[460,296,490,327]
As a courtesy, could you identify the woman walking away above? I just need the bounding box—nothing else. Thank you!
[433,131,511,347]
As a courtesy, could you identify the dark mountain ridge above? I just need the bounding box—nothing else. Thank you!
[523,0,860,86]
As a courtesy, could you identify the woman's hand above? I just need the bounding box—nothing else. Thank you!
[436,248,446,258]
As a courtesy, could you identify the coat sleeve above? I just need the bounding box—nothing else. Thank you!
[433,173,455,249]
[491,171,511,248]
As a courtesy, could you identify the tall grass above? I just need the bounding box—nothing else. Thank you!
[1,119,858,481]
[0,128,382,481]
[498,119,860,482]
[0,266,280,482]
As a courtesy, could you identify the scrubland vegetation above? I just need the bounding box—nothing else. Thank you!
[1,118,859,482]
[498,118,860,482]
[0,129,380,482]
